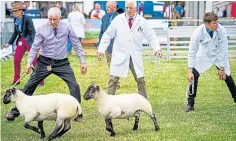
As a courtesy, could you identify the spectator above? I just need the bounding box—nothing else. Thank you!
[185,12,236,112]
[5,2,43,86]
[222,4,228,18]
[97,1,162,98]
[68,3,86,53]
[56,1,67,19]
[5,7,87,122]
[227,4,232,18]
[116,5,124,14]
[23,1,31,10]
[175,2,183,17]
[90,3,105,19]
[216,7,223,18]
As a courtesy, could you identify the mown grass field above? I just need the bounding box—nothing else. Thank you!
[1,55,236,141]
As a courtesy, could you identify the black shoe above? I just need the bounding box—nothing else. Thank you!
[6,113,16,121]
[184,105,194,112]
[11,81,20,86]
[74,114,86,122]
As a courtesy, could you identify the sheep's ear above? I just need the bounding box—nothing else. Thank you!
[11,88,16,95]
[92,82,96,87]
[95,86,100,91]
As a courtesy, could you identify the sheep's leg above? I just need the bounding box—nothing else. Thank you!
[150,113,160,131]
[133,112,140,131]
[38,121,45,139]
[105,116,116,136]
[24,122,41,134]
[47,119,64,141]
[54,119,71,139]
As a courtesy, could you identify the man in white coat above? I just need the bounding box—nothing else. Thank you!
[185,12,236,112]
[97,1,162,98]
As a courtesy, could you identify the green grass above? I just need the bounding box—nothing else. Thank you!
[1,55,236,141]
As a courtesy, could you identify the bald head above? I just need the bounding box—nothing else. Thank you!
[95,3,101,11]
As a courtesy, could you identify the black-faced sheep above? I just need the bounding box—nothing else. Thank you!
[84,83,160,136]
[3,88,82,141]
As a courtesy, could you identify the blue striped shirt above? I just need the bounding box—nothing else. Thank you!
[28,21,85,64]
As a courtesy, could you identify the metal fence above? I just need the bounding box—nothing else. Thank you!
[1,20,236,60]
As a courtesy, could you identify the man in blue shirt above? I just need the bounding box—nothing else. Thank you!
[175,2,183,17]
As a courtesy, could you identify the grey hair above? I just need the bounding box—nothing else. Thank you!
[125,1,137,8]
[107,1,117,8]
[48,7,61,17]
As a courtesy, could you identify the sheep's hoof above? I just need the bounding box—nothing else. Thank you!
[133,125,138,130]
[40,135,45,139]
[155,126,160,131]
[110,132,116,136]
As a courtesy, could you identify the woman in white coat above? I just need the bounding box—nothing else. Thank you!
[185,12,236,112]
[97,1,162,99]
[68,3,86,52]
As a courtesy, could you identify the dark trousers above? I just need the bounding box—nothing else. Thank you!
[187,67,236,106]
[10,55,81,116]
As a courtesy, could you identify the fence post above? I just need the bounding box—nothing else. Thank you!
[167,27,170,60]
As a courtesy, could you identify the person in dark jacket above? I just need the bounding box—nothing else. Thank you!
[56,1,67,19]
[5,2,43,85]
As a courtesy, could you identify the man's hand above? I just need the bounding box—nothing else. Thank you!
[5,43,10,48]
[25,63,32,74]
[155,50,162,58]
[80,64,87,75]
[188,69,194,83]
[218,69,226,80]
[97,52,103,61]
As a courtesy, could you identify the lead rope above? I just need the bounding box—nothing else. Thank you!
[185,80,194,104]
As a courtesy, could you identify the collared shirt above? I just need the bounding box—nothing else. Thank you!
[125,12,137,24]
[206,27,213,38]
[16,16,23,32]
[28,21,85,64]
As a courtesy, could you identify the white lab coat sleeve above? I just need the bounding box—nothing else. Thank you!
[143,20,161,52]
[218,28,228,68]
[188,30,201,68]
[98,18,116,53]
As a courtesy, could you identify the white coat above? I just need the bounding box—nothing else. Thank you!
[188,24,231,75]
[98,13,161,78]
[68,11,86,38]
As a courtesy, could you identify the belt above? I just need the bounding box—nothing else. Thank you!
[40,55,68,63]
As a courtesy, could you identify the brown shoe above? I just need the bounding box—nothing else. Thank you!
[6,113,15,121]
[74,114,86,122]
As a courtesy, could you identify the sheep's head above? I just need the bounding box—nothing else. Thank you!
[3,88,17,104]
[84,82,100,100]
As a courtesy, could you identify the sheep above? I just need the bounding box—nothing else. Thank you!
[84,82,160,136]
[3,88,82,141]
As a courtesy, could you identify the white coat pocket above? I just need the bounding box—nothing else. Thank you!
[113,51,127,65]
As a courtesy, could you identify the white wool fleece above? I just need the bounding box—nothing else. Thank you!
[14,90,82,122]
